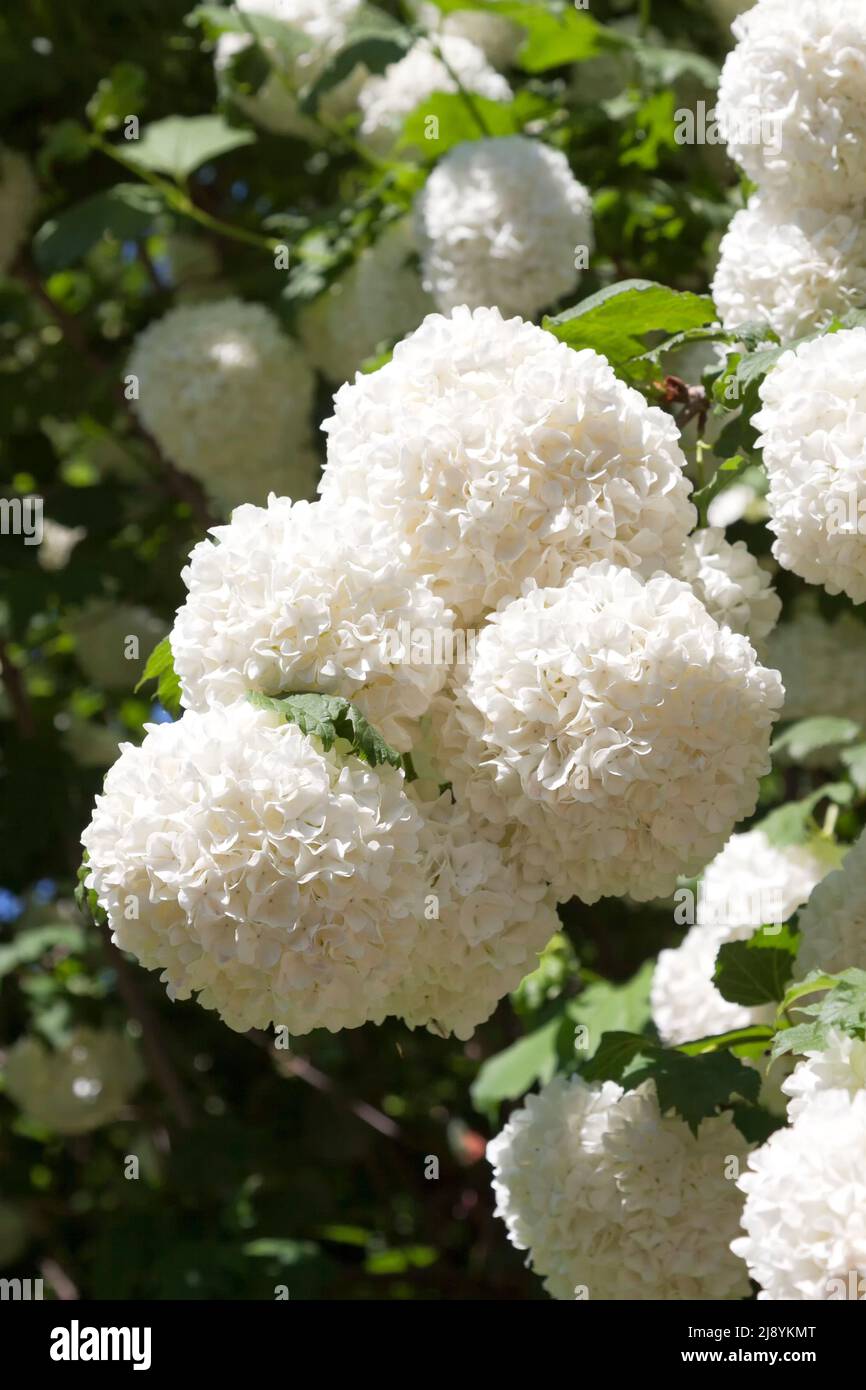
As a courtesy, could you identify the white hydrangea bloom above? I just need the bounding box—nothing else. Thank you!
[755,329,866,604]
[733,1088,866,1299]
[438,564,784,904]
[413,136,593,319]
[782,1029,866,1122]
[387,787,559,1040]
[0,146,38,274]
[489,1073,752,1300]
[298,219,433,384]
[127,298,318,514]
[717,0,866,211]
[4,1029,143,1135]
[172,496,454,753]
[214,0,366,142]
[320,307,696,624]
[712,197,866,343]
[37,518,86,572]
[67,600,165,691]
[413,2,523,69]
[652,830,839,1046]
[797,829,866,980]
[358,36,512,154]
[678,527,780,649]
[765,605,866,723]
[82,701,426,1035]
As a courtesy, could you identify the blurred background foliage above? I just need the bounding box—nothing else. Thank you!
[1,0,863,1300]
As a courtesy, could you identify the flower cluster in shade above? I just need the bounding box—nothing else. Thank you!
[4,1028,143,1135]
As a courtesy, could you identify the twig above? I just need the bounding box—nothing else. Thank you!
[247,1029,402,1141]
[39,1256,80,1301]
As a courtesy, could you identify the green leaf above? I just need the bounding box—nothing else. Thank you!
[119,115,256,181]
[300,22,409,116]
[774,969,866,1060]
[714,923,800,1008]
[581,1029,656,1084]
[568,961,654,1061]
[34,184,164,273]
[676,1024,776,1058]
[756,783,854,848]
[427,1,611,72]
[772,717,861,761]
[544,280,716,380]
[86,62,147,134]
[841,742,866,793]
[470,1016,562,1120]
[399,88,549,156]
[74,856,107,931]
[0,924,86,980]
[729,1102,786,1146]
[247,691,402,769]
[134,636,182,717]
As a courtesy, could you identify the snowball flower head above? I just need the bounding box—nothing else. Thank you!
[214,0,366,141]
[717,0,866,211]
[358,36,511,154]
[765,605,866,723]
[387,787,559,1040]
[320,307,696,624]
[489,1073,751,1300]
[298,219,433,384]
[4,1028,143,1135]
[82,702,426,1035]
[755,328,866,604]
[678,527,780,649]
[414,136,593,319]
[438,563,784,904]
[413,2,523,68]
[0,146,38,274]
[652,830,838,1046]
[128,298,318,513]
[733,1088,866,1298]
[712,196,866,342]
[797,829,866,979]
[783,1028,866,1122]
[171,496,453,753]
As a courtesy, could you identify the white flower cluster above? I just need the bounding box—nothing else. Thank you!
[652,829,838,1046]
[412,2,523,69]
[489,1073,752,1300]
[755,329,866,604]
[715,1,866,339]
[796,828,866,979]
[436,564,783,904]
[214,0,367,142]
[414,136,593,319]
[127,298,319,514]
[320,307,697,623]
[0,146,38,274]
[677,526,780,650]
[358,36,512,154]
[765,603,866,724]
[712,197,866,342]
[298,219,433,384]
[171,495,453,753]
[735,1030,866,1298]
[4,1028,143,1135]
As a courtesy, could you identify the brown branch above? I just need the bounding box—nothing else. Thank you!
[39,1256,80,1301]
[101,927,194,1131]
[0,636,35,738]
[247,1029,402,1142]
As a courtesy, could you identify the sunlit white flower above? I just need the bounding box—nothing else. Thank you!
[412,2,523,69]
[678,527,780,649]
[783,1028,866,1122]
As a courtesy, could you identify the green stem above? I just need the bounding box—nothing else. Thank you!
[432,40,493,138]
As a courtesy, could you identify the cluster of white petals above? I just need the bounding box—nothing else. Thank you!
[755,329,866,604]
[782,1029,866,1122]
[733,1087,866,1298]
[413,2,523,69]
[0,146,38,274]
[678,526,780,649]
[37,518,86,572]
[320,307,696,623]
[4,1028,143,1135]
[652,830,838,1046]
[67,599,165,691]
[717,0,866,212]
[357,36,512,154]
[171,495,452,753]
[796,829,866,979]
[765,604,866,723]
[387,786,559,1040]
[82,701,426,1035]
[489,1073,751,1300]
[298,219,433,384]
[214,0,366,141]
[413,136,593,319]
[712,196,866,342]
[127,298,318,514]
[437,563,783,904]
